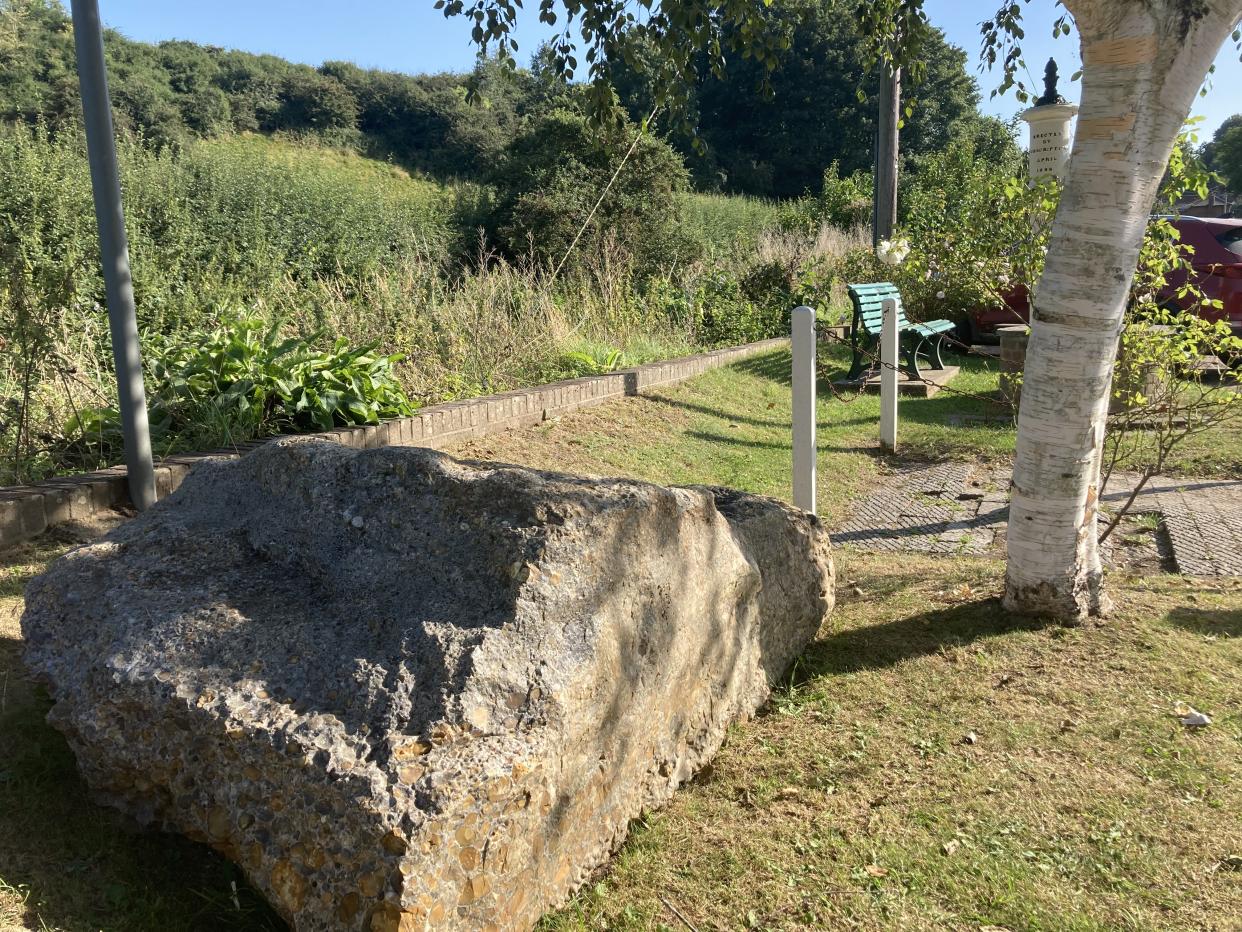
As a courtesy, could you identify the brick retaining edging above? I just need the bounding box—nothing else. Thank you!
[0,337,787,548]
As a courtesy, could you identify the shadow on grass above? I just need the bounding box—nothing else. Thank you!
[1164,605,1242,638]
[728,348,1013,432]
[795,596,1051,681]
[896,390,1010,429]
[730,349,794,386]
[647,394,789,429]
[685,430,879,456]
[0,633,286,932]
[650,394,876,432]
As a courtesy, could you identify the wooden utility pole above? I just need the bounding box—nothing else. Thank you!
[873,63,901,247]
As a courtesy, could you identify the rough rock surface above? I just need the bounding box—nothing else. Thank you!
[22,439,834,931]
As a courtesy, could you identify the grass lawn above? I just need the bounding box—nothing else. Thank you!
[540,556,1241,931]
[1,347,1239,931]
[455,347,1022,529]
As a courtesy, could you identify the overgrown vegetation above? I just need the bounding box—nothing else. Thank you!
[0,0,1032,484]
[488,108,697,273]
[0,0,984,194]
[1,0,1232,502]
[0,116,899,484]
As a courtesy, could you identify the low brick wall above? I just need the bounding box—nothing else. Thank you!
[0,338,786,549]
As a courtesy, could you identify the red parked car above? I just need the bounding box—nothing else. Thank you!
[960,216,1242,343]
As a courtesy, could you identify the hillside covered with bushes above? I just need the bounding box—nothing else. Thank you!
[0,0,1026,485]
[0,0,985,193]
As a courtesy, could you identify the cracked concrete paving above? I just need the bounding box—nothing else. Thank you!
[832,463,1242,576]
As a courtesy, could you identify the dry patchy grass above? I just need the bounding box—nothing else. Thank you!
[541,555,1242,932]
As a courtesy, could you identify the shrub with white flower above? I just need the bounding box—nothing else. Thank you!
[885,133,1058,322]
[876,237,910,266]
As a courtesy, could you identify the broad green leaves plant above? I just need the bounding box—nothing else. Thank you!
[155,316,415,431]
[64,317,416,459]
[558,345,626,376]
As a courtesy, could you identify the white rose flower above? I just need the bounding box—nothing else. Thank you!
[877,237,909,266]
[936,290,946,300]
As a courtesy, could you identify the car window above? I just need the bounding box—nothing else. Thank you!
[1216,228,1242,259]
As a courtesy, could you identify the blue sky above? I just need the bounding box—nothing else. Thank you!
[98,0,1240,140]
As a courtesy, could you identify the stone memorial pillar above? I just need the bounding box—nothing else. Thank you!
[1004,61,1079,417]
[1019,59,1078,184]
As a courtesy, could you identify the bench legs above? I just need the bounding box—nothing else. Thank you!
[903,340,921,381]
[851,331,947,381]
[847,331,870,380]
[902,334,947,381]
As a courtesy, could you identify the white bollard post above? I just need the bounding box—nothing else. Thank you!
[879,297,898,451]
[791,306,816,514]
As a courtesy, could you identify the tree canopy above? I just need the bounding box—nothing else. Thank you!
[607,0,982,197]
[0,0,994,197]
[0,0,565,176]
[1203,113,1242,193]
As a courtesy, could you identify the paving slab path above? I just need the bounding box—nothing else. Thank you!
[832,462,1242,576]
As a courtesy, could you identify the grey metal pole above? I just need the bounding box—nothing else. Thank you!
[70,0,156,510]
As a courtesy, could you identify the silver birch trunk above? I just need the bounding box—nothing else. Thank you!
[1004,0,1242,619]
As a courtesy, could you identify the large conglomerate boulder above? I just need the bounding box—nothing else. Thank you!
[22,439,834,930]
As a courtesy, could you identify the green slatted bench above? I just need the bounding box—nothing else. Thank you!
[846,281,956,380]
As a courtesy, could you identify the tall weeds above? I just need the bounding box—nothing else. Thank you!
[0,126,830,483]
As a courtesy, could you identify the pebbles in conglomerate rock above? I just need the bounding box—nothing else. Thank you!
[22,438,834,931]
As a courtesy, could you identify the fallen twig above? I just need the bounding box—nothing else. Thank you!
[660,895,699,932]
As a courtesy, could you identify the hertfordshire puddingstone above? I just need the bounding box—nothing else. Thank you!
[22,440,834,931]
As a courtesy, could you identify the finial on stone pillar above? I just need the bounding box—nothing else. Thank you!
[1019,58,1077,184]
[1034,58,1065,107]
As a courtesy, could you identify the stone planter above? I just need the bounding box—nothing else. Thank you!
[997,325,1029,412]
[1110,329,1171,414]
[817,324,850,342]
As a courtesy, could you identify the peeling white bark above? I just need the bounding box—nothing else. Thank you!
[1004,0,1242,620]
